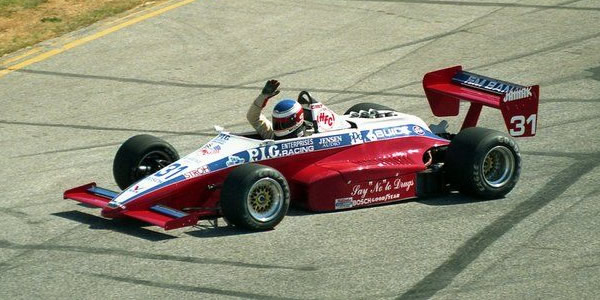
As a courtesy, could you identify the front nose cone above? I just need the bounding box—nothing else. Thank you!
[101,204,124,218]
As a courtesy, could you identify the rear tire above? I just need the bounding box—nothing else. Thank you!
[221,164,290,230]
[344,103,396,115]
[113,134,179,190]
[444,127,521,199]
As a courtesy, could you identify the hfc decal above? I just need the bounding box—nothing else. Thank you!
[316,111,336,127]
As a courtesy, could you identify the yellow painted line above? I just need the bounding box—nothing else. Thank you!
[0,0,197,79]
[1,47,42,66]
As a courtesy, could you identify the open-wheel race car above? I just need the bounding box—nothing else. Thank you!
[64,66,539,231]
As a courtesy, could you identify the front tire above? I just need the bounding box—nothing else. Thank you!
[221,164,290,230]
[444,127,521,199]
[112,134,179,190]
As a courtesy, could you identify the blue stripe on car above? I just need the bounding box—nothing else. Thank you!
[88,186,119,199]
[150,204,188,218]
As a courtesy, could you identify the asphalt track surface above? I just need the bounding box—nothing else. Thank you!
[1,0,599,299]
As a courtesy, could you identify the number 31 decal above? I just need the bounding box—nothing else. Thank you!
[509,114,537,136]
[155,163,188,180]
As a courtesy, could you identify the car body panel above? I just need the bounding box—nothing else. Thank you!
[65,115,446,228]
[64,65,539,230]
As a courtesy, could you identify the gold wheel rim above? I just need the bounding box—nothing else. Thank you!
[481,146,515,188]
[246,178,283,222]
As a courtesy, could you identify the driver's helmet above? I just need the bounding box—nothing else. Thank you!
[272,99,305,139]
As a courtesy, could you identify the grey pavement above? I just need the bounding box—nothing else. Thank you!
[0,0,599,299]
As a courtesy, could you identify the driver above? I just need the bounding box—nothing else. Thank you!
[247,80,306,140]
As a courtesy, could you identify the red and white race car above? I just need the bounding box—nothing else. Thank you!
[64,66,539,231]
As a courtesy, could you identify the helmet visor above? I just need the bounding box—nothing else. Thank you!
[273,110,303,131]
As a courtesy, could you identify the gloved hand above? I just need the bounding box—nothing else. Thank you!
[260,79,280,107]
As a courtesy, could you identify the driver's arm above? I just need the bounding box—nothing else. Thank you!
[247,80,280,139]
[247,94,274,139]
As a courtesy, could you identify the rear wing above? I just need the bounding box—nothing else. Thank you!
[423,66,539,137]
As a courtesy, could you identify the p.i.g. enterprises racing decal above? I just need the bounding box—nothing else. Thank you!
[335,174,416,209]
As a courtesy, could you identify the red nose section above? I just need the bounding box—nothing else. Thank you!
[101,206,124,218]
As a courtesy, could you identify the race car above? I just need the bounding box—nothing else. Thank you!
[64,65,539,231]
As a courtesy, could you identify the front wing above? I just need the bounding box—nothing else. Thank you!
[63,183,200,230]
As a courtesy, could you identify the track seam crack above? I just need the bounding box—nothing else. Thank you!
[396,154,600,299]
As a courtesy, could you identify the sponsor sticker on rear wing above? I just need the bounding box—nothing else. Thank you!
[452,71,525,95]
[423,66,539,137]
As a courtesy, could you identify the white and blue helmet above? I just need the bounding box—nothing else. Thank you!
[272,99,305,139]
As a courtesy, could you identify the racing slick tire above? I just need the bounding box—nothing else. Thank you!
[221,164,290,231]
[344,103,396,115]
[444,127,521,199]
[113,134,179,190]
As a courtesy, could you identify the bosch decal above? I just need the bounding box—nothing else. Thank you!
[352,193,401,207]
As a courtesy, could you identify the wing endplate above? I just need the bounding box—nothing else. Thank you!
[63,182,113,208]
